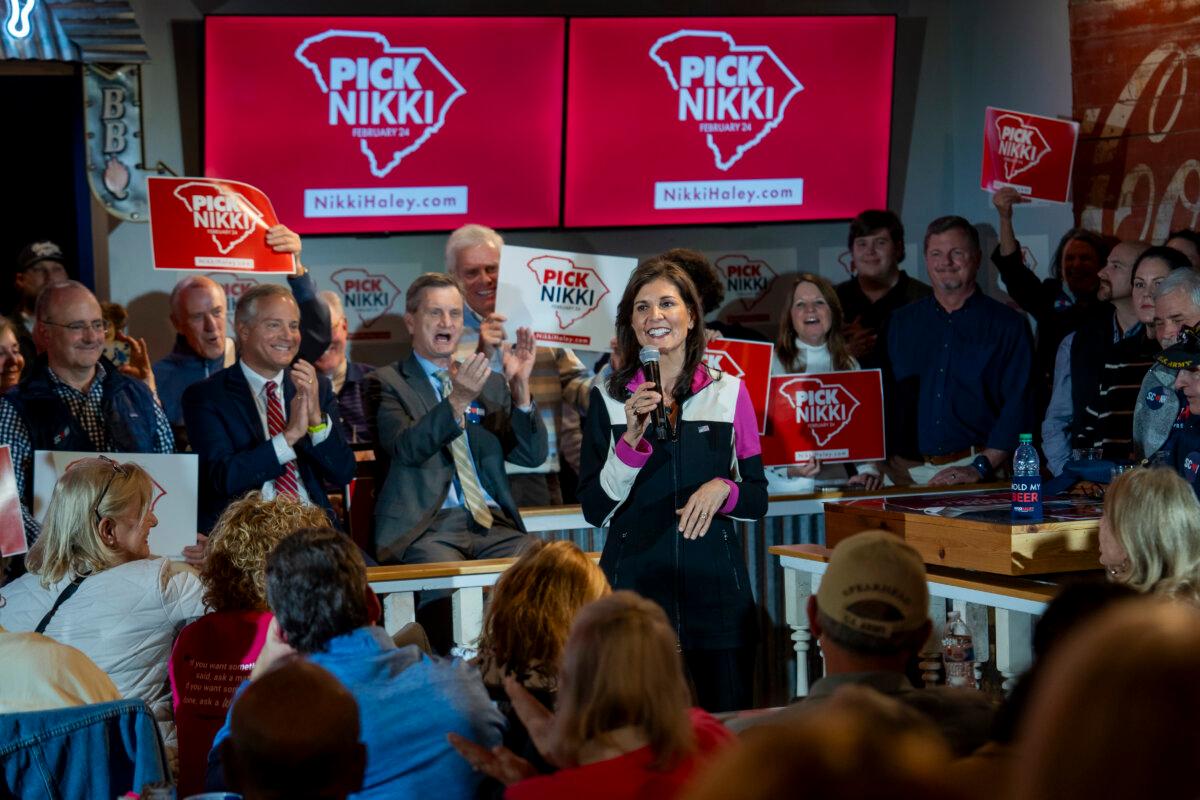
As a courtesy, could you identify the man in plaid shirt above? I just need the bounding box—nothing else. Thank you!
[0,281,172,547]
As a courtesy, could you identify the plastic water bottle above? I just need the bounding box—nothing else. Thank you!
[942,610,977,689]
[1011,432,1042,522]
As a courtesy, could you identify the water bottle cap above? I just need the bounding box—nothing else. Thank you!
[1019,433,1032,443]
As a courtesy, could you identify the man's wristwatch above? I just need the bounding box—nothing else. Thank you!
[972,455,994,481]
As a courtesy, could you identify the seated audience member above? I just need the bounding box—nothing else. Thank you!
[1150,326,1200,489]
[0,458,205,749]
[769,273,882,491]
[1069,247,1188,463]
[1041,239,1149,475]
[221,658,366,800]
[836,209,932,367]
[154,228,332,445]
[451,591,735,800]
[1134,267,1200,458]
[474,540,610,787]
[739,531,993,756]
[947,582,1137,800]
[0,317,26,390]
[315,290,374,445]
[991,188,1110,406]
[887,216,1033,485]
[1165,227,1200,268]
[183,283,355,534]
[447,223,591,506]
[370,272,546,565]
[207,526,504,798]
[683,686,960,800]
[1098,467,1200,599]
[7,240,69,377]
[172,492,333,796]
[0,624,120,712]
[0,281,173,545]
[1011,598,1200,800]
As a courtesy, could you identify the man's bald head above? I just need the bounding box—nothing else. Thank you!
[169,275,228,361]
[34,281,106,374]
[315,290,348,374]
[223,658,365,800]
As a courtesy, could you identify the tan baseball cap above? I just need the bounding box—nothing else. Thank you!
[817,530,929,639]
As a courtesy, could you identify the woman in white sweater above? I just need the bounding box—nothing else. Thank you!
[0,457,205,750]
[769,273,882,492]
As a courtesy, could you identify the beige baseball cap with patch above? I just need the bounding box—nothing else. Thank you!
[817,530,929,639]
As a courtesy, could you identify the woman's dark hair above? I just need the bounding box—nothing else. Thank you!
[1132,244,1194,277]
[1049,228,1111,282]
[659,247,724,315]
[774,273,855,372]
[607,258,707,408]
[265,527,370,654]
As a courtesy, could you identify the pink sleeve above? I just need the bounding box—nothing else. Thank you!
[733,380,762,459]
[615,435,652,467]
[718,478,739,514]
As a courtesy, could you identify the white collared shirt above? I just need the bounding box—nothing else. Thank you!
[238,360,332,504]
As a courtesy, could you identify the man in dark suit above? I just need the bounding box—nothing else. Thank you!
[370,272,546,565]
[183,283,355,534]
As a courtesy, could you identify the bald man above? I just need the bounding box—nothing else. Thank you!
[315,290,374,445]
[152,225,332,447]
[0,281,174,546]
[221,658,366,800]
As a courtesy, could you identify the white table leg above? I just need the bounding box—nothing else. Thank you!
[451,586,485,656]
[783,567,816,696]
[995,608,1035,694]
[381,591,416,637]
[922,595,947,685]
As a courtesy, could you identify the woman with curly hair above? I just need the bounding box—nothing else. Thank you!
[170,492,331,796]
[199,491,332,612]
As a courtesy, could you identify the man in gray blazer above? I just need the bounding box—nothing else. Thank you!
[370,273,547,565]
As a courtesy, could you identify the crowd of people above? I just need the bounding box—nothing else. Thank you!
[5,203,1200,797]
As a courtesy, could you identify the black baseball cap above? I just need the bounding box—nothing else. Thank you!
[1157,324,1200,370]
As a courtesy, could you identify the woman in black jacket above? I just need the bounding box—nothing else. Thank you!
[578,258,768,713]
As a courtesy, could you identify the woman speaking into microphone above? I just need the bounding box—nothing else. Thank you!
[578,258,767,712]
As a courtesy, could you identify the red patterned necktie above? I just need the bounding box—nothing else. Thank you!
[264,380,300,498]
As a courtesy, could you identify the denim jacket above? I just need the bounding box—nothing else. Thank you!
[0,699,170,799]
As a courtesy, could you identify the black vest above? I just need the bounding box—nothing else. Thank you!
[5,356,162,461]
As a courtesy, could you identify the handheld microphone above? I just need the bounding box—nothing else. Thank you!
[638,346,669,441]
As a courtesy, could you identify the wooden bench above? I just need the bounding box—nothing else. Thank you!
[366,553,601,654]
[770,544,1065,696]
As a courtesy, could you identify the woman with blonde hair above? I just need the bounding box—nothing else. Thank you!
[0,457,205,748]
[1098,467,1200,601]
[452,591,734,799]
[768,272,882,492]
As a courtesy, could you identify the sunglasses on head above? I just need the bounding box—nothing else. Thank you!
[63,455,167,524]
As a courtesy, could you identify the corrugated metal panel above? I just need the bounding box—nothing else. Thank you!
[1,0,147,63]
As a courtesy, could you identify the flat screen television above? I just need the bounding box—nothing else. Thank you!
[204,16,566,234]
[563,16,895,228]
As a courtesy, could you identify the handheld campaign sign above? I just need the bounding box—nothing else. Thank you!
[495,245,636,349]
[703,338,773,433]
[980,106,1079,204]
[147,176,295,273]
[0,446,26,557]
[761,370,885,465]
[33,451,199,560]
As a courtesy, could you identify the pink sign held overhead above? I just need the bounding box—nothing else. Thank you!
[761,370,885,466]
[980,106,1080,204]
[147,176,295,273]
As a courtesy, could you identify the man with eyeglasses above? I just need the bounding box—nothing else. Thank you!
[0,281,174,549]
[6,241,70,382]
[885,215,1034,485]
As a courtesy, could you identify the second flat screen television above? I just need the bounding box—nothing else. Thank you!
[564,17,895,228]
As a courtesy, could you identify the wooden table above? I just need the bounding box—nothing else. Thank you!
[824,490,1103,575]
[771,543,1066,696]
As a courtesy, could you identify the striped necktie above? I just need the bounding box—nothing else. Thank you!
[264,380,301,499]
[436,370,493,529]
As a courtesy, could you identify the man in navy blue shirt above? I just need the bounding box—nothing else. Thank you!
[886,216,1034,485]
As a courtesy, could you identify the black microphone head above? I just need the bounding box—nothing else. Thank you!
[639,346,660,365]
